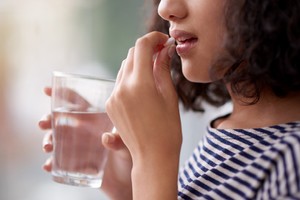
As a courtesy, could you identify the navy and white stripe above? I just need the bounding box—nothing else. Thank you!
[178,122,300,200]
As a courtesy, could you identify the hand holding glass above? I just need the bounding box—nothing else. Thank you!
[51,72,115,188]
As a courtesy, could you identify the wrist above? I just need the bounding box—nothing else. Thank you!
[131,151,180,200]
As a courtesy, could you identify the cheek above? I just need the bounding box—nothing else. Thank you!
[180,57,212,83]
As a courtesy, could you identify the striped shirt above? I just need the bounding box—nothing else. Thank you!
[178,121,300,200]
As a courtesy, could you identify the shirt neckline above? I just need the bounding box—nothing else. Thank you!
[209,113,300,131]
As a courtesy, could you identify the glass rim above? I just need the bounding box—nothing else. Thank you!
[53,71,115,83]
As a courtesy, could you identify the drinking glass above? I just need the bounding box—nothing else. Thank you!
[51,71,115,188]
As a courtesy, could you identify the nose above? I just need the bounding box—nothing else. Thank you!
[158,0,187,22]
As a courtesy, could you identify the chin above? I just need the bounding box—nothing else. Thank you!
[182,72,212,83]
[182,64,212,83]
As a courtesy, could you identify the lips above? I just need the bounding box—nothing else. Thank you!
[170,30,198,56]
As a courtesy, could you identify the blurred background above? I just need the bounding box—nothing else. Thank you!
[0,0,231,199]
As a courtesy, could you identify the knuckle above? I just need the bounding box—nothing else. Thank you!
[127,47,135,57]
[105,97,112,112]
[128,47,135,53]
[148,31,164,37]
[106,87,127,110]
[114,86,129,100]
[135,36,151,48]
[121,59,126,65]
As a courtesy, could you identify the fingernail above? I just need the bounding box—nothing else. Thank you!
[43,133,53,152]
[43,137,53,152]
[168,44,176,58]
[43,157,52,172]
[39,115,49,126]
[103,133,115,144]
[164,37,175,47]
[43,143,53,152]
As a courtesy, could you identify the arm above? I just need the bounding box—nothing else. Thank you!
[132,149,180,200]
[106,31,181,200]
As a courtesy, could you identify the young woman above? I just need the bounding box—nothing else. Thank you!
[39,0,300,199]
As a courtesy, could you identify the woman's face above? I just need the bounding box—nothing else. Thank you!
[158,0,227,82]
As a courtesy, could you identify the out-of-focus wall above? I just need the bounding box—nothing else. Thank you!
[0,0,145,199]
[0,0,232,199]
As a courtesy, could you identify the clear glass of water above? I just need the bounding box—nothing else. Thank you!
[51,71,115,188]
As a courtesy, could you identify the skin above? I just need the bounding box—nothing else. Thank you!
[105,32,181,199]
[39,33,180,200]
[158,0,227,82]
[39,88,133,200]
[40,0,300,199]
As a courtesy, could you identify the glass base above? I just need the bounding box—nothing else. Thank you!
[52,171,103,188]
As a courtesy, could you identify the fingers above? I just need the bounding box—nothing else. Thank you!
[41,87,53,173]
[117,32,170,85]
[116,60,125,85]
[55,88,91,109]
[43,157,53,172]
[44,81,90,110]
[43,131,53,153]
[153,41,177,100]
[116,47,135,86]
[113,32,170,97]
[134,32,169,78]
[44,87,52,97]
[38,114,52,130]
[123,47,135,77]
[102,132,127,151]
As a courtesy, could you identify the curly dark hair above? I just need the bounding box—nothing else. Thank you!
[147,0,300,111]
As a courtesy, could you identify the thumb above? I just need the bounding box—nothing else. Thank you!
[153,42,176,98]
[102,132,127,151]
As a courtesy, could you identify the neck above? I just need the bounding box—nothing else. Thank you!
[215,87,300,129]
